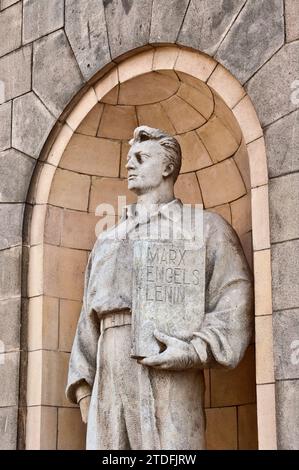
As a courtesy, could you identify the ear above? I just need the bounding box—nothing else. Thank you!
[162,162,175,178]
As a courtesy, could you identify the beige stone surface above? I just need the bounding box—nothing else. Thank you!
[161,95,206,134]
[233,96,263,144]
[253,249,272,316]
[66,87,98,132]
[28,244,43,298]
[44,205,63,246]
[30,204,47,246]
[59,299,82,352]
[175,49,217,82]
[94,67,118,101]
[177,82,214,120]
[43,244,88,301]
[230,193,251,237]
[197,115,239,162]
[98,105,138,140]
[89,177,136,215]
[197,158,246,208]
[206,407,238,450]
[247,137,268,187]
[256,383,277,449]
[34,163,56,205]
[26,406,57,450]
[208,64,245,108]
[255,315,275,385]
[61,210,98,251]
[41,350,71,407]
[213,91,242,145]
[49,168,90,211]
[28,296,59,352]
[176,72,213,98]
[240,231,253,271]
[152,45,180,71]
[238,404,258,450]
[174,172,202,204]
[120,141,130,178]
[209,204,231,224]
[101,85,119,105]
[204,369,210,408]
[47,124,73,166]
[60,134,120,177]
[76,103,104,137]
[210,345,256,407]
[136,103,175,135]
[285,0,299,42]
[233,140,251,190]
[57,408,86,450]
[176,131,212,173]
[118,71,179,105]
[26,350,43,406]
[251,185,270,251]
[118,49,154,83]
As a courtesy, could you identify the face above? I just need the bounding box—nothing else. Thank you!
[126,140,172,194]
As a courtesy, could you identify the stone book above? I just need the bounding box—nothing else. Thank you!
[131,239,205,359]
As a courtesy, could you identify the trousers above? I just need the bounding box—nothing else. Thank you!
[87,322,206,450]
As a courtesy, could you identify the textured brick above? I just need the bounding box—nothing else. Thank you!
[0,351,19,406]
[246,42,299,127]
[0,1,21,57]
[33,30,83,118]
[276,379,299,449]
[57,408,86,449]
[0,101,11,151]
[272,240,299,311]
[23,0,64,44]
[104,0,152,59]
[0,46,31,102]
[216,0,284,84]
[265,111,299,178]
[269,173,299,243]
[0,149,35,202]
[0,246,21,300]
[178,0,246,56]
[273,309,299,380]
[0,406,18,450]
[65,0,110,80]
[26,406,57,450]
[238,404,258,450]
[12,92,55,158]
[206,407,238,450]
[285,0,299,42]
[150,0,189,43]
[0,204,23,250]
[0,297,20,351]
[49,168,90,211]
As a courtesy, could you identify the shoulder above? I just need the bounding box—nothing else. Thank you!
[203,210,239,244]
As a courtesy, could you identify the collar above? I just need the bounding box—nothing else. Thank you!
[121,198,183,223]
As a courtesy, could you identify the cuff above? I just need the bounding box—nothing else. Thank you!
[75,381,92,403]
[190,336,209,368]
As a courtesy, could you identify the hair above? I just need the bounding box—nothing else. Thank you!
[129,126,182,182]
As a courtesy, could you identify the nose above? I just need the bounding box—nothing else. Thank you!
[125,156,135,170]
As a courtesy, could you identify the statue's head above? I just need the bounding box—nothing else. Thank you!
[126,126,182,195]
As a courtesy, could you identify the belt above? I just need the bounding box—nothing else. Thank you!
[100,309,131,332]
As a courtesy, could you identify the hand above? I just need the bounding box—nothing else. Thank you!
[138,330,201,370]
[78,395,91,424]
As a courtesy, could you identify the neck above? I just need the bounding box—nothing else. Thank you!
[136,185,175,211]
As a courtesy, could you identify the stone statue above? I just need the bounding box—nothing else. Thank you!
[66,126,253,450]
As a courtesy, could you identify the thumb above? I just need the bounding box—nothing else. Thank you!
[154,330,172,346]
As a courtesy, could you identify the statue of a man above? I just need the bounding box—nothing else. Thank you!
[66,126,253,450]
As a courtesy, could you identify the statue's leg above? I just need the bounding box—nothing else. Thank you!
[149,368,206,450]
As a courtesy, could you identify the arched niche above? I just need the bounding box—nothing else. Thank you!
[23,45,275,450]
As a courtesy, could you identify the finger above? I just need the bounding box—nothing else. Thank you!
[139,353,167,367]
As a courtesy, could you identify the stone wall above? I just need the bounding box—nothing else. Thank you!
[0,0,298,449]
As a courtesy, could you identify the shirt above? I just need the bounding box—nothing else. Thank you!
[66,199,253,403]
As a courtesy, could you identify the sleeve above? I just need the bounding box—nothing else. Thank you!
[191,213,253,369]
[65,249,101,404]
